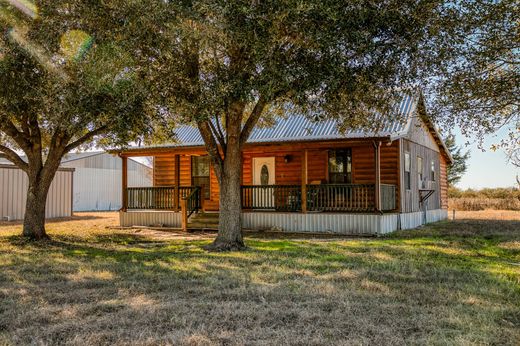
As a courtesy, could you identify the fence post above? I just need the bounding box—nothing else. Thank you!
[181,198,188,232]
[452,209,455,221]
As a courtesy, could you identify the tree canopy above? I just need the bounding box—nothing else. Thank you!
[0,1,150,239]
[428,0,519,163]
[86,0,459,249]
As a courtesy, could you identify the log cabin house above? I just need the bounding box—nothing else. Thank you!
[115,93,452,235]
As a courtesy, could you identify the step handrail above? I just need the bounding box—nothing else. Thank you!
[180,186,201,231]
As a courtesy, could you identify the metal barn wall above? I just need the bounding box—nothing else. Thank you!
[62,153,152,211]
[0,165,73,221]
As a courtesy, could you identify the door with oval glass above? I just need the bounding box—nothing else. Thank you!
[253,157,276,209]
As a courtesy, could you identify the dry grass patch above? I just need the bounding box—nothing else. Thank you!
[450,210,520,221]
[0,213,519,345]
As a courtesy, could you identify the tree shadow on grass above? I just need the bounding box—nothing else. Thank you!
[0,213,110,227]
[390,219,520,240]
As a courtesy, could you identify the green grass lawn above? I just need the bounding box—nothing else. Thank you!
[0,214,519,345]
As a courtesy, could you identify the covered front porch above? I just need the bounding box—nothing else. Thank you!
[118,141,399,232]
[122,183,397,214]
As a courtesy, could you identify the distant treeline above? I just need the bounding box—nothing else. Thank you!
[448,187,520,211]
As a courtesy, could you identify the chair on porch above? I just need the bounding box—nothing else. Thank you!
[306,180,325,212]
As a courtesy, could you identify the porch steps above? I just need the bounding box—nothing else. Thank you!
[188,212,219,230]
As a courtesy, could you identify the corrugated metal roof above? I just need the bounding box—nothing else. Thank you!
[141,92,417,149]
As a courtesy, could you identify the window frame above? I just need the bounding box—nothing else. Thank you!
[328,149,352,184]
[404,151,411,190]
[417,156,423,188]
[430,159,436,181]
[191,155,211,199]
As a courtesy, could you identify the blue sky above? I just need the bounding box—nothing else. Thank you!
[454,126,519,189]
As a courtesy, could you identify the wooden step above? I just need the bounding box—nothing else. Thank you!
[190,213,219,222]
[193,212,220,219]
[187,212,219,230]
[187,223,219,230]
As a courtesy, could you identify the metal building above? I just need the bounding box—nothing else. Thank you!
[0,164,74,221]
[61,152,152,211]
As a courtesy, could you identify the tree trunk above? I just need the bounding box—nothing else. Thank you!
[207,137,245,251]
[22,170,55,240]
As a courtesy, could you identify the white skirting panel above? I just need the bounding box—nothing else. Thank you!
[243,209,448,235]
[242,212,388,235]
[399,209,448,230]
[119,209,448,235]
[120,211,181,228]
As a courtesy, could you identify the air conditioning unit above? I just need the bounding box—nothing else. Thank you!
[424,180,436,190]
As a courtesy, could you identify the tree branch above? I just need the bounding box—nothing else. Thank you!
[0,118,32,153]
[64,125,109,153]
[0,144,28,171]
[197,120,224,184]
[208,118,227,152]
[240,96,268,145]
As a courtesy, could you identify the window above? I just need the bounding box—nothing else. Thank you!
[328,149,352,183]
[260,165,269,185]
[404,152,411,190]
[417,156,423,188]
[430,160,435,181]
[192,156,210,199]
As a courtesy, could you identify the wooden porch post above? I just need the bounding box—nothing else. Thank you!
[121,155,128,212]
[174,154,180,211]
[180,198,188,232]
[301,149,308,213]
[374,141,381,212]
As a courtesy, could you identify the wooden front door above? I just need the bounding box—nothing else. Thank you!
[252,157,275,208]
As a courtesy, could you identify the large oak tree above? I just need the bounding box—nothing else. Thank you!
[93,0,452,250]
[0,2,149,239]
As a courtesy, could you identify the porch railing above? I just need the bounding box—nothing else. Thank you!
[306,184,375,212]
[127,186,176,210]
[126,186,200,210]
[241,184,390,212]
[183,186,201,218]
[241,185,302,211]
[126,184,396,213]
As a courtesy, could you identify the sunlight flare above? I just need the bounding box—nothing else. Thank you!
[60,30,93,62]
[3,0,37,19]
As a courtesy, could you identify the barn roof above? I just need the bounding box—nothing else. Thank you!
[0,151,152,167]
[61,151,106,163]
